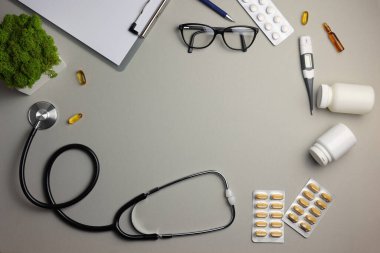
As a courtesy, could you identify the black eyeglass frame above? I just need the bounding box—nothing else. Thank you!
[178,23,259,53]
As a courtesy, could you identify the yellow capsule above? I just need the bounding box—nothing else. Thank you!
[76,70,86,85]
[270,202,283,209]
[270,212,283,219]
[302,190,314,200]
[315,199,327,210]
[301,11,309,25]
[270,193,283,200]
[255,193,268,200]
[255,221,267,227]
[254,230,267,237]
[307,183,320,193]
[270,231,283,238]
[270,221,283,228]
[320,192,332,203]
[292,205,304,216]
[68,113,83,125]
[297,198,310,208]
[256,202,268,209]
[300,222,312,232]
[304,214,317,225]
[310,207,321,217]
[287,213,299,223]
[255,212,268,218]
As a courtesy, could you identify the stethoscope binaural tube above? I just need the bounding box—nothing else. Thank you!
[19,101,236,240]
[115,171,236,240]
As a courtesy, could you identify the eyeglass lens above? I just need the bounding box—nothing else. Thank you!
[182,25,215,49]
[223,27,256,51]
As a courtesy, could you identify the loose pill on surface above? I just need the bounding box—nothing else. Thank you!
[270,231,283,238]
[320,192,332,202]
[270,193,284,200]
[302,190,314,200]
[68,113,83,125]
[315,199,327,210]
[255,212,268,218]
[255,230,267,237]
[300,222,311,232]
[270,212,283,219]
[255,221,267,227]
[297,198,309,208]
[304,214,317,225]
[270,221,283,228]
[255,193,268,200]
[76,70,86,85]
[301,11,309,25]
[256,202,268,209]
[292,205,304,215]
[270,202,283,209]
[287,213,299,223]
[310,207,321,217]
[307,183,320,193]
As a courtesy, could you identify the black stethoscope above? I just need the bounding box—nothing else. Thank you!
[19,101,236,240]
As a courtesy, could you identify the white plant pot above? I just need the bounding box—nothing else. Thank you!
[17,58,66,95]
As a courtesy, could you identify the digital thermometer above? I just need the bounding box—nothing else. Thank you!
[299,36,315,115]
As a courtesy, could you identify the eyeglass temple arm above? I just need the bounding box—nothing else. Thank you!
[240,34,247,52]
[188,30,207,53]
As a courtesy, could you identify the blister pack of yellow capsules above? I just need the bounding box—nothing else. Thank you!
[252,190,285,243]
[283,179,333,238]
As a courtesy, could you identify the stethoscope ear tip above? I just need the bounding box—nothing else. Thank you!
[28,101,58,130]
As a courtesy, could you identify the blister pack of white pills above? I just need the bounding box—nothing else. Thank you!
[252,190,285,243]
[283,179,333,238]
[237,0,294,45]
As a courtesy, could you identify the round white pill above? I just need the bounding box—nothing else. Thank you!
[257,13,265,22]
[264,23,272,31]
[272,32,280,40]
[249,4,258,12]
[259,0,267,5]
[281,25,289,33]
[266,6,274,14]
[273,16,281,23]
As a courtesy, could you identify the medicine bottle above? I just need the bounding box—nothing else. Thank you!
[317,83,375,114]
[309,123,357,166]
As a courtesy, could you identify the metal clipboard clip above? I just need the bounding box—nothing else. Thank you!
[129,0,170,38]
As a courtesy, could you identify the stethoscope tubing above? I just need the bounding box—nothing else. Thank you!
[19,124,235,240]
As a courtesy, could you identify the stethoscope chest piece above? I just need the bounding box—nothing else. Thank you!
[28,101,58,130]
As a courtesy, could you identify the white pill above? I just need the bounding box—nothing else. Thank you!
[272,32,280,40]
[257,13,265,22]
[281,25,289,33]
[259,0,267,5]
[264,23,272,31]
[273,16,281,23]
[249,4,258,12]
[266,6,274,14]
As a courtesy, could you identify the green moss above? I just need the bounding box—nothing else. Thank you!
[0,14,60,89]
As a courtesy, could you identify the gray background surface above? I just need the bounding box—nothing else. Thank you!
[1,0,379,252]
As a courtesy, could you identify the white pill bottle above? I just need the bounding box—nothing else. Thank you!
[317,83,375,114]
[309,124,357,166]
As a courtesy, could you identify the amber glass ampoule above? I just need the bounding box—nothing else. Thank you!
[323,23,344,52]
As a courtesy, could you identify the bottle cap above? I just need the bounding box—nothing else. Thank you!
[317,84,332,109]
[309,143,331,166]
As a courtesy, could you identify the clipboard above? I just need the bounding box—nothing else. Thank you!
[17,0,170,66]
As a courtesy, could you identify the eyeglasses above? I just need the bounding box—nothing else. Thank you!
[178,23,259,53]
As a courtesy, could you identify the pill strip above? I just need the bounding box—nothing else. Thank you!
[237,0,294,46]
[282,179,333,238]
[252,190,285,243]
